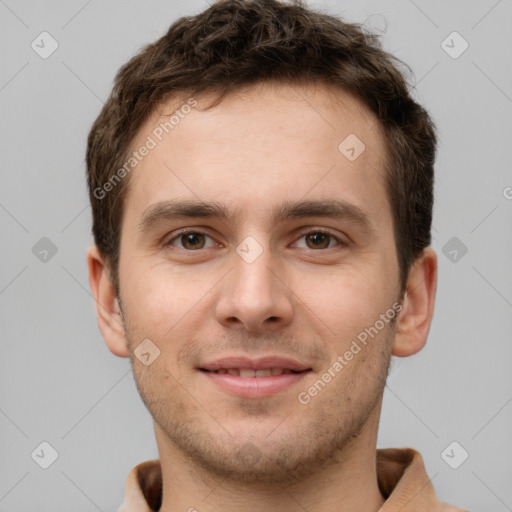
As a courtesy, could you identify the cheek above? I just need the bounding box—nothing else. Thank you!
[120,261,214,341]
[293,267,391,348]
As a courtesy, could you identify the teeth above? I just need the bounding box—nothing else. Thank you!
[255,369,272,377]
[212,368,296,377]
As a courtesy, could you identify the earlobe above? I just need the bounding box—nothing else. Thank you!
[87,245,130,358]
[392,247,438,357]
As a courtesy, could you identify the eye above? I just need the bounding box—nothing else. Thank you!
[293,230,344,250]
[165,229,345,252]
[166,230,217,250]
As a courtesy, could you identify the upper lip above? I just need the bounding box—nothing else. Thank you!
[199,356,311,372]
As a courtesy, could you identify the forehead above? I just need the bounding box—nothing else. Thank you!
[123,82,390,227]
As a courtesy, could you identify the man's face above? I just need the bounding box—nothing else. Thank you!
[117,83,401,483]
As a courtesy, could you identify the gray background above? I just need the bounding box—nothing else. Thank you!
[1,0,511,510]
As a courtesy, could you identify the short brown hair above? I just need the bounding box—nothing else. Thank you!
[86,0,437,292]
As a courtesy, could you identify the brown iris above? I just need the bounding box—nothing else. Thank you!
[181,233,206,250]
[305,232,331,249]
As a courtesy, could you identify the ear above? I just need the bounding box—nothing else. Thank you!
[392,247,437,357]
[87,245,130,357]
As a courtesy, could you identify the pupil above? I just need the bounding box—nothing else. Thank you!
[307,232,329,249]
[183,233,204,249]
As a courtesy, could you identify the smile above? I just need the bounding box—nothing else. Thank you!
[199,367,311,398]
[202,368,301,377]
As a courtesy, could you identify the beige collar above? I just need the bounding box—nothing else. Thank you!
[118,447,466,511]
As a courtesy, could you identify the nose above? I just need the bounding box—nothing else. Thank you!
[214,244,294,334]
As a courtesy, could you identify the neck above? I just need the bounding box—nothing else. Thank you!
[155,415,385,512]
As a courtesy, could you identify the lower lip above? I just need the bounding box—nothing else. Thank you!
[199,370,310,398]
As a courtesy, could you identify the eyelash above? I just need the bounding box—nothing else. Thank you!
[164,228,347,251]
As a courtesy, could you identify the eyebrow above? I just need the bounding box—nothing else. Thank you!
[138,198,374,235]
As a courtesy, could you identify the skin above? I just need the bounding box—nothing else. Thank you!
[88,82,437,512]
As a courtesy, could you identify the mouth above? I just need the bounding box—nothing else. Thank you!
[198,356,312,398]
[200,368,304,377]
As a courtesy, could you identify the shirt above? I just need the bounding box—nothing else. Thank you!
[118,447,468,511]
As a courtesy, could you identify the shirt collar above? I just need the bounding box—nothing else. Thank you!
[118,447,463,512]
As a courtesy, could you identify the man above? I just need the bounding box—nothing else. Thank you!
[86,0,466,510]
